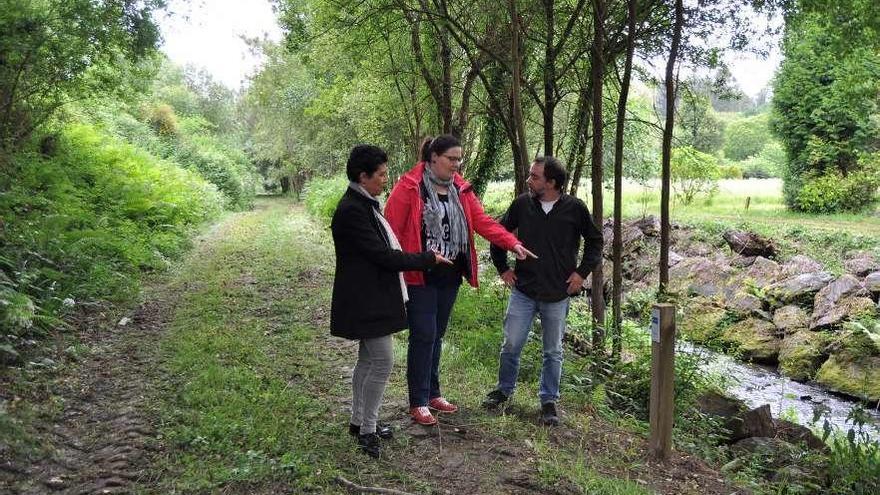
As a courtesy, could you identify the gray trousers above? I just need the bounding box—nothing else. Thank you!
[350,335,394,435]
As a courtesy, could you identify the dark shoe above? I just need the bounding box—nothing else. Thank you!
[482,389,509,410]
[357,432,381,458]
[349,423,394,439]
[541,402,559,426]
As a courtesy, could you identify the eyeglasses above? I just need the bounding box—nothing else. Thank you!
[442,154,463,163]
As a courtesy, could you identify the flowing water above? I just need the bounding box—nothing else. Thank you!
[679,341,880,442]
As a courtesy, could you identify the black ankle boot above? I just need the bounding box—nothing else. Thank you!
[357,432,381,458]
[349,423,394,439]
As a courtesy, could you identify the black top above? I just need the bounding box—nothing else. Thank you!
[419,183,469,286]
[490,193,603,302]
[330,188,436,339]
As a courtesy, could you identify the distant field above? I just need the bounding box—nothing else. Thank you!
[483,179,880,236]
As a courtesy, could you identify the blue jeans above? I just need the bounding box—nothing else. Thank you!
[406,283,461,407]
[496,288,570,404]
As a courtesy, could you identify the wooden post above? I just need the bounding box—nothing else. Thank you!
[649,303,675,461]
[745,196,751,211]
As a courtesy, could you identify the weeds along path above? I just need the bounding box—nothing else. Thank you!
[4,197,745,494]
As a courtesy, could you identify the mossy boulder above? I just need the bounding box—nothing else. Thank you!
[778,330,829,382]
[780,255,823,278]
[729,291,764,317]
[810,274,871,329]
[865,271,880,293]
[744,256,782,288]
[766,272,834,307]
[719,318,781,364]
[772,305,810,334]
[811,296,876,330]
[815,354,880,402]
[668,257,734,298]
[679,302,728,343]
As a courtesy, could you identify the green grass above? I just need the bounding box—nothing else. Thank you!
[152,197,680,493]
[484,178,880,235]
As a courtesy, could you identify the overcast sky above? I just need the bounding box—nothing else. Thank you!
[156,0,780,97]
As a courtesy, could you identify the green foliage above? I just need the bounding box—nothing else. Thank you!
[303,175,348,221]
[794,155,880,213]
[723,113,772,161]
[148,104,179,136]
[772,12,880,212]
[676,87,725,154]
[0,0,162,149]
[739,140,785,179]
[813,404,880,494]
[0,124,222,348]
[671,146,720,205]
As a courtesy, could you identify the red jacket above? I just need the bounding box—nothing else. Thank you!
[385,162,520,287]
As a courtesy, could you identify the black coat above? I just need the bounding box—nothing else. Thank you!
[330,187,436,339]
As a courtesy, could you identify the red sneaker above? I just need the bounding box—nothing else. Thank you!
[428,397,459,413]
[410,406,438,426]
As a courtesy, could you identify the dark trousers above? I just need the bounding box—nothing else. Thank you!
[406,282,461,407]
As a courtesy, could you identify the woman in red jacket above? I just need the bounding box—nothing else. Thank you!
[385,134,535,425]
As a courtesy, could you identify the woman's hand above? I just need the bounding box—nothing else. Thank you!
[434,252,453,265]
[512,244,538,261]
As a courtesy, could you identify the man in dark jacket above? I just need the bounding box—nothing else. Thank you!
[483,156,603,426]
[330,144,448,458]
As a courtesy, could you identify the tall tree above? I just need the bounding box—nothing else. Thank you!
[589,0,607,353]
[610,0,637,360]
[659,0,684,293]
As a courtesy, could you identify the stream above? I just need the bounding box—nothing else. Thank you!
[680,341,880,443]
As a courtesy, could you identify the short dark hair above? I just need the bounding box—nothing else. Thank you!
[346,144,388,182]
[533,156,567,191]
[420,134,461,162]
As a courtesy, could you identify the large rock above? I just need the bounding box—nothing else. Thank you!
[810,275,871,329]
[602,222,644,258]
[679,303,727,342]
[720,318,781,364]
[629,215,660,237]
[695,392,778,443]
[668,257,734,298]
[729,292,765,316]
[780,255,824,279]
[772,305,810,334]
[774,419,827,451]
[723,230,778,258]
[844,251,880,277]
[766,271,834,306]
[810,296,876,330]
[778,330,829,382]
[815,354,880,402]
[865,271,880,293]
[745,256,782,288]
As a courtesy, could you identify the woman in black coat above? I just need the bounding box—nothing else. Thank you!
[330,144,449,458]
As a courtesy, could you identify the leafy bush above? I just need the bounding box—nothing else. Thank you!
[794,159,880,213]
[740,140,785,179]
[718,163,743,179]
[303,175,348,221]
[0,124,223,349]
[671,146,720,205]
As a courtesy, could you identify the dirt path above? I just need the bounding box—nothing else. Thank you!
[2,200,747,494]
[6,297,172,494]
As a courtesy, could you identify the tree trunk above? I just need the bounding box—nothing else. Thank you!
[611,0,637,360]
[659,0,684,293]
[589,0,606,354]
[568,80,592,196]
[510,0,529,195]
[543,0,556,155]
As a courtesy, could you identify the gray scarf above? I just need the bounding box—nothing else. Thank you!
[422,166,468,259]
